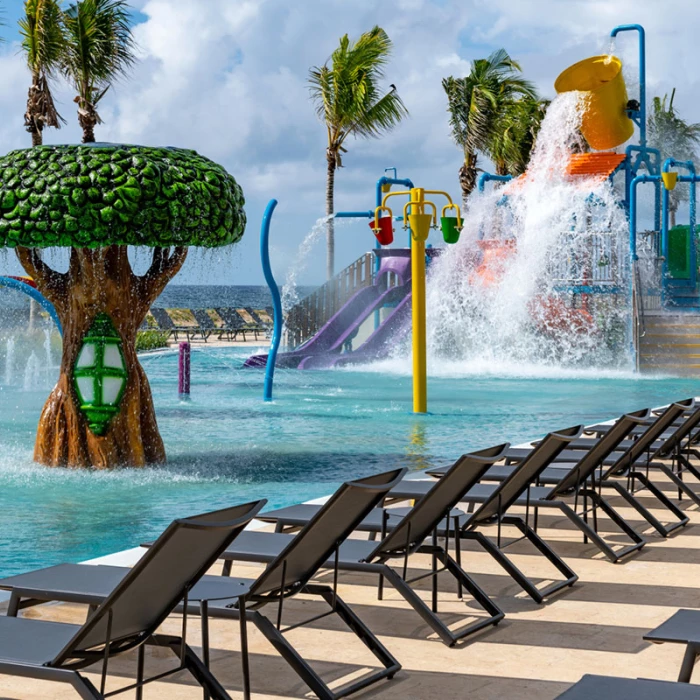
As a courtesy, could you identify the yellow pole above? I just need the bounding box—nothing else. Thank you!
[409,188,428,414]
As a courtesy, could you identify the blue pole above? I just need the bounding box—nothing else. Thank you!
[0,276,62,334]
[478,172,512,192]
[610,24,646,147]
[260,199,281,402]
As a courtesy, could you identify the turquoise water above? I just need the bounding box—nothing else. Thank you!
[0,345,698,576]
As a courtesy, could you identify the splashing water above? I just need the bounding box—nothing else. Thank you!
[281,216,331,316]
[23,352,42,391]
[423,92,631,373]
[4,337,14,385]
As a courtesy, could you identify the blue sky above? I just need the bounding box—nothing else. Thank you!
[0,0,698,286]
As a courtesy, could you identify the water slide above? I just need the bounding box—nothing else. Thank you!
[245,249,413,370]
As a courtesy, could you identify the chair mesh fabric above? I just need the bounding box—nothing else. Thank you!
[248,468,406,599]
[52,500,264,665]
[468,426,582,525]
[369,444,509,560]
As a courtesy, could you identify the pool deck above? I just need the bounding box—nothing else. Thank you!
[3,455,700,697]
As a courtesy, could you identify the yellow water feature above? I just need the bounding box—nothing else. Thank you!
[554,55,634,150]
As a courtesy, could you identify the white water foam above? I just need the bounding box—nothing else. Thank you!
[414,92,631,374]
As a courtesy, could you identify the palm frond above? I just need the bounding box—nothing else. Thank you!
[443,48,538,160]
[308,25,407,160]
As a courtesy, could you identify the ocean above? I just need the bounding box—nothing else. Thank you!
[0,284,318,311]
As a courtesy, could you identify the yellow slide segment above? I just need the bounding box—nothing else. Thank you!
[555,55,634,150]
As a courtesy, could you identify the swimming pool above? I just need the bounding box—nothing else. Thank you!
[0,345,697,576]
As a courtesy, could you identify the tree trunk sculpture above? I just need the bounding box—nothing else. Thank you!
[0,143,245,469]
[17,245,186,468]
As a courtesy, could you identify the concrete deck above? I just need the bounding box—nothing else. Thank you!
[2,470,700,699]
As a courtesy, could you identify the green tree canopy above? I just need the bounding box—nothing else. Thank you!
[0,144,245,248]
[443,48,537,203]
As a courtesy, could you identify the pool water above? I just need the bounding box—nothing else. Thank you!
[0,346,697,576]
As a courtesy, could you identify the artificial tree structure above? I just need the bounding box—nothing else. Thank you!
[0,144,245,468]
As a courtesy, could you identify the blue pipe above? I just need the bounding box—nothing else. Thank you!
[478,173,512,192]
[629,174,659,261]
[0,276,62,334]
[260,199,282,402]
[610,24,646,147]
[334,210,374,219]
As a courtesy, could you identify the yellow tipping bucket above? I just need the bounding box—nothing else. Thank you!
[408,213,432,243]
[554,56,634,150]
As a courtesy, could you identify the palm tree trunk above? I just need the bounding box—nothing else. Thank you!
[459,152,478,208]
[24,76,43,147]
[326,149,336,280]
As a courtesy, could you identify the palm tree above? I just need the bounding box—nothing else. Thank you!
[487,97,549,177]
[648,89,700,227]
[443,49,536,206]
[61,0,136,143]
[19,0,66,147]
[309,26,408,280]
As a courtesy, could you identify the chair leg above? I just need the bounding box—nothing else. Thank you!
[152,634,233,700]
[679,642,700,683]
[247,585,400,700]
[239,603,251,700]
[658,461,700,508]
[136,645,145,700]
[608,475,689,537]
[377,552,503,646]
[200,601,210,700]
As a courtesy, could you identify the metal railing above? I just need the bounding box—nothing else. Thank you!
[284,253,374,348]
[547,232,624,287]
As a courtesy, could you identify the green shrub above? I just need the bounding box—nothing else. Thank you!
[135,329,169,352]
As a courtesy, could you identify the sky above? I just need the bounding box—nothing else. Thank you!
[0,0,699,286]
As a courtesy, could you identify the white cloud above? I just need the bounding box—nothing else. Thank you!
[0,0,699,285]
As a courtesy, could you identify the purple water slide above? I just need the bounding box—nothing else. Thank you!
[300,290,412,369]
[244,248,413,370]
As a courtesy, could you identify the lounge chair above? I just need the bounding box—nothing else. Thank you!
[244,307,266,339]
[454,400,696,539]
[554,674,700,699]
[644,609,700,683]
[212,445,511,646]
[0,470,407,700]
[149,307,191,341]
[0,499,265,700]
[263,428,585,604]
[190,309,224,342]
[215,307,249,341]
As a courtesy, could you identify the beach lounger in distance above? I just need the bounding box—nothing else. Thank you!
[0,499,265,700]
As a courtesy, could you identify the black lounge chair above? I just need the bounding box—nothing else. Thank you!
[1,470,407,700]
[644,609,700,683]
[427,408,664,562]
[191,309,223,342]
[149,307,192,341]
[244,307,266,339]
[0,499,265,700]
[259,430,584,605]
[445,400,695,539]
[555,674,700,699]
[217,445,511,646]
[215,307,249,341]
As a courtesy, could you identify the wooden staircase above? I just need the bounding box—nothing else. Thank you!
[639,314,700,375]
